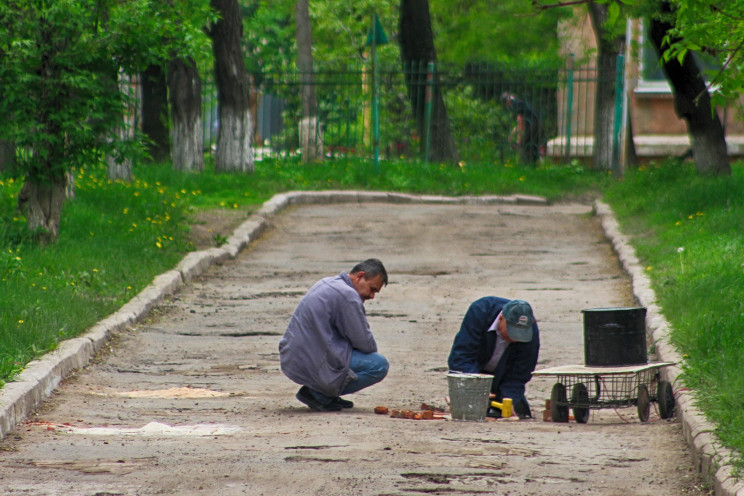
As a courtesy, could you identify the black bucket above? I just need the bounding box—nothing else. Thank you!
[582,307,648,366]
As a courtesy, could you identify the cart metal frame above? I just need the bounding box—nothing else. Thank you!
[533,362,676,423]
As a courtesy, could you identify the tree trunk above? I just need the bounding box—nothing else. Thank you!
[398,0,458,163]
[104,70,133,182]
[141,64,171,162]
[168,57,204,172]
[107,135,132,180]
[588,3,622,171]
[295,0,323,162]
[209,0,254,173]
[649,2,730,175]
[17,175,66,245]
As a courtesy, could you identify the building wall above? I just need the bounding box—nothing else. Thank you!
[555,11,744,158]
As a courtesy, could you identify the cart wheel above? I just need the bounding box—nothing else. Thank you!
[637,384,650,422]
[572,383,590,424]
[657,380,675,419]
[550,383,569,423]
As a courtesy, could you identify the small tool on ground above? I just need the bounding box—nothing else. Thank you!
[490,398,513,418]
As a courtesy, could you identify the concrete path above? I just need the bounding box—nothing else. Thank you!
[0,192,739,495]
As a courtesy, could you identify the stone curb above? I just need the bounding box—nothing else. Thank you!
[0,191,539,442]
[594,200,744,496]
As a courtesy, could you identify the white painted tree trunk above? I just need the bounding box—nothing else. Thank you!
[168,57,204,172]
[299,116,324,161]
[171,117,204,172]
[216,108,254,173]
[107,71,135,181]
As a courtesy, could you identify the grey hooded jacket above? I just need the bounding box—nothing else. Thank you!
[279,272,378,397]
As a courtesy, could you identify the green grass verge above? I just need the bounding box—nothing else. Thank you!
[603,160,744,473]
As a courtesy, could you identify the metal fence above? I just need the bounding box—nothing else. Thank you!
[201,61,608,164]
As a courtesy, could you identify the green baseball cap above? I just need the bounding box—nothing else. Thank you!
[503,299,535,342]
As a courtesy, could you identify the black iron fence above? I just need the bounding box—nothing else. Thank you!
[201,60,606,164]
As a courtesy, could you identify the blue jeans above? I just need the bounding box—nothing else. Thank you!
[341,350,389,395]
[309,351,389,404]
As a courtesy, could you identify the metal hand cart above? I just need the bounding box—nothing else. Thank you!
[532,362,676,423]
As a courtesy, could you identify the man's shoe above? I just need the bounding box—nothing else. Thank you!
[333,397,354,409]
[296,386,342,412]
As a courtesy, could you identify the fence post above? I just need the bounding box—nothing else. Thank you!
[424,61,435,161]
[564,54,574,162]
[612,54,624,176]
[372,28,380,172]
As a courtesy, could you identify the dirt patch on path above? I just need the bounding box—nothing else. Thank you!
[1,202,712,495]
[188,208,253,250]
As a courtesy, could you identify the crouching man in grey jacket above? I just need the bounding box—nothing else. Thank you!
[279,259,389,411]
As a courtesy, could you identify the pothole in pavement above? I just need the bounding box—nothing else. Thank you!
[176,330,282,337]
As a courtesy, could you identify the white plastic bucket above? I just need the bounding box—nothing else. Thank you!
[447,373,492,421]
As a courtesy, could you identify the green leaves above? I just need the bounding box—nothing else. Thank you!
[0,0,214,185]
[606,1,621,26]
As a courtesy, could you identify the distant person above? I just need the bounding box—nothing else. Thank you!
[501,92,541,164]
[279,259,389,411]
[448,297,540,419]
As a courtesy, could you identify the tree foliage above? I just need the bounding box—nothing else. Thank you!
[0,0,213,242]
[242,0,400,73]
[0,0,125,182]
[0,0,212,183]
[429,0,569,64]
[242,0,295,78]
[665,1,744,105]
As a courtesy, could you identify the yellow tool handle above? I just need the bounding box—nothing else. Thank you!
[490,397,513,418]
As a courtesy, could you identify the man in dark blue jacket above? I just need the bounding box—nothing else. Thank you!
[448,297,540,419]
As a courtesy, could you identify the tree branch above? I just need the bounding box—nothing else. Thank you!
[710,4,744,22]
[704,36,744,99]
[531,0,590,12]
